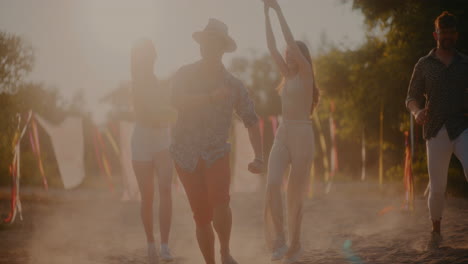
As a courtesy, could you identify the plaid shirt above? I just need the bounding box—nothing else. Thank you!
[406,49,468,140]
[170,61,258,172]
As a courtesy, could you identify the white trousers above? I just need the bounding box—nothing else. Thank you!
[264,122,315,250]
[427,126,468,221]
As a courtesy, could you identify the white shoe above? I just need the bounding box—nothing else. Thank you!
[159,244,174,262]
[222,255,239,264]
[282,247,302,264]
[271,244,288,261]
[148,244,159,264]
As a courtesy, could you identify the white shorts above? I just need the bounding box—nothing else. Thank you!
[131,124,171,162]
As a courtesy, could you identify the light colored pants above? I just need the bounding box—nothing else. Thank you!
[427,126,468,221]
[265,121,314,250]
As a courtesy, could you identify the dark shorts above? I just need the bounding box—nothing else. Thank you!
[175,155,231,227]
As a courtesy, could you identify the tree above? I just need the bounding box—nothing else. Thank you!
[312,0,468,190]
[0,33,34,182]
[0,32,68,187]
[0,32,33,94]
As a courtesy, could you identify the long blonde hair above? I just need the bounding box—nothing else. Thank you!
[277,41,320,115]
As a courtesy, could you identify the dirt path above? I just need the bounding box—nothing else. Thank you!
[1,186,468,264]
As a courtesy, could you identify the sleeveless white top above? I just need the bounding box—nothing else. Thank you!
[280,75,313,121]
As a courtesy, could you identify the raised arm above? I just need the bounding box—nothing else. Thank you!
[267,0,310,71]
[263,1,289,77]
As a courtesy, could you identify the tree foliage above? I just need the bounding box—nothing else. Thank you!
[313,0,468,188]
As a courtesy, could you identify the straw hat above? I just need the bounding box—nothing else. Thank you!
[193,18,237,53]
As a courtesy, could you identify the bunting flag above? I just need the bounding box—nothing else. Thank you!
[119,121,140,201]
[308,162,315,198]
[104,127,120,156]
[29,117,48,190]
[4,151,19,224]
[379,103,384,186]
[4,111,32,224]
[11,129,19,150]
[312,113,330,185]
[93,127,115,192]
[34,115,85,189]
[410,114,415,158]
[403,131,414,211]
[361,129,366,181]
[29,131,36,153]
[329,101,338,184]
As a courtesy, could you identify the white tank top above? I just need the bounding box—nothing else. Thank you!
[280,75,313,121]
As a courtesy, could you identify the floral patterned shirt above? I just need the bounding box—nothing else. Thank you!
[170,61,259,172]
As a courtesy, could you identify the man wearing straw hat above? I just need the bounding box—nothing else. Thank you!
[170,18,264,264]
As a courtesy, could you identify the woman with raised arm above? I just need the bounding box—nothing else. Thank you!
[262,0,319,263]
[130,39,177,264]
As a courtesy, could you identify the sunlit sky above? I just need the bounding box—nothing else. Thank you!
[0,0,365,101]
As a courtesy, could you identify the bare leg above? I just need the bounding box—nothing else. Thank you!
[213,202,233,260]
[133,161,155,243]
[196,223,216,264]
[154,150,173,245]
[175,162,215,264]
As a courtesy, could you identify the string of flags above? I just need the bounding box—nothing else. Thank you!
[29,117,48,190]
[2,105,416,224]
[93,125,115,192]
[4,111,32,224]
[328,101,338,193]
[403,131,414,211]
[2,112,139,224]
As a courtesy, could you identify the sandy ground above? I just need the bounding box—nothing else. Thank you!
[1,184,468,264]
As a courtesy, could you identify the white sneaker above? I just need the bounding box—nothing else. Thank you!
[271,244,288,261]
[222,255,239,264]
[282,247,302,264]
[159,244,174,262]
[148,244,159,264]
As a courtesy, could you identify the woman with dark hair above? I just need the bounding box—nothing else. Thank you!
[262,0,319,263]
[130,38,177,264]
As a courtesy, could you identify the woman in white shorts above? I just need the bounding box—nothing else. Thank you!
[131,39,177,264]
